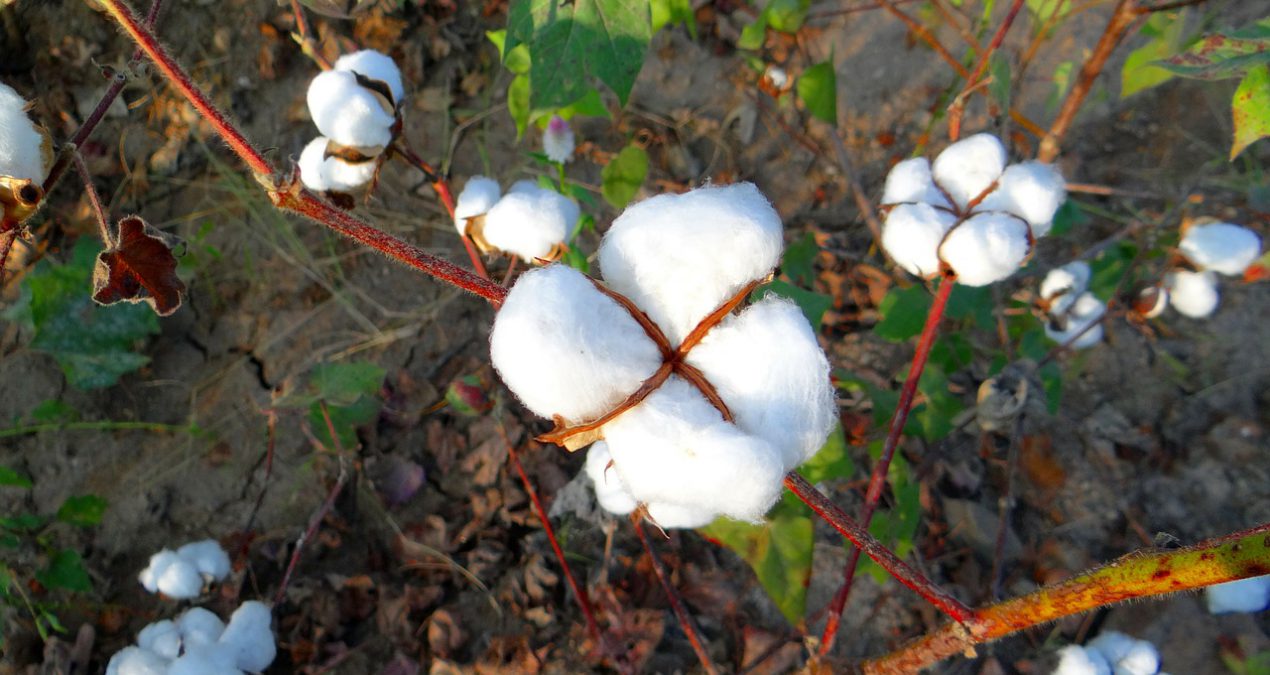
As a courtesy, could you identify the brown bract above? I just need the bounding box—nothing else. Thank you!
[0,175,44,230]
[91,215,187,316]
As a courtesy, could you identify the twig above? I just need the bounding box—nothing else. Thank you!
[1136,0,1207,13]
[243,406,279,536]
[877,0,971,79]
[273,459,348,606]
[946,0,1027,141]
[629,513,719,675]
[289,0,332,69]
[988,416,1023,601]
[71,150,115,246]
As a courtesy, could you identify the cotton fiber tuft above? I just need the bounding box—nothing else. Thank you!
[1044,292,1105,350]
[1206,574,1270,614]
[938,212,1031,287]
[333,49,404,105]
[1086,631,1160,675]
[931,133,1007,210]
[298,137,376,193]
[880,203,956,278]
[1165,270,1219,319]
[306,69,395,149]
[1179,222,1261,276]
[218,601,277,673]
[0,82,48,183]
[1053,645,1112,675]
[1040,261,1092,316]
[453,175,501,233]
[881,157,949,208]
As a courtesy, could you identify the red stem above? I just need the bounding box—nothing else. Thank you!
[818,277,956,655]
[946,0,1027,141]
[630,513,719,675]
[71,151,115,246]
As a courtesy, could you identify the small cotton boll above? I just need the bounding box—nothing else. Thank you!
[307,69,395,149]
[881,157,950,208]
[1179,222,1262,276]
[585,442,638,515]
[1087,632,1159,675]
[508,179,540,195]
[882,202,957,278]
[976,161,1066,236]
[138,549,181,593]
[604,377,786,524]
[299,137,376,193]
[453,175,501,234]
[482,189,569,262]
[939,212,1031,286]
[157,558,204,599]
[1040,261,1092,315]
[1054,645,1112,675]
[168,646,243,675]
[543,115,575,164]
[177,539,231,581]
[598,183,784,345]
[1166,270,1219,318]
[1044,292,1105,349]
[105,646,171,675]
[0,83,48,182]
[218,601,276,673]
[931,133,1007,210]
[1206,575,1270,614]
[646,502,717,529]
[490,265,663,424]
[177,607,226,647]
[137,619,182,660]
[333,49,404,106]
[685,296,836,471]
[298,137,332,192]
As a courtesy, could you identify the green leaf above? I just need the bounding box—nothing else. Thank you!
[309,362,386,407]
[506,0,652,109]
[554,88,611,120]
[1046,61,1074,114]
[1122,12,1188,97]
[1025,0,1071,27]
[29,400,79,424]
[988,53,1012,108]
[651,0,696,38]
[308,395,381,451]
[600,143,649,209]
[797,59,837,125]
[781,232,819,287]
[737,12,768,50]
[1040,360,1062,413]
[1089,242,1137,301]
[944,284,994,330]
[857,447,921,583]
[1158,20,1270,81]
[0,467,32,489]
[874,285,931,342]
[798,424,854,484]
[1048,198,1086,237]
[37,549,92,593]
[56,495,107,527]
[756,280,832,333]
[508,73,532,138]
[835,370,898,429]
[700,493,813,623]
[1,513,45,531]
[912,364,962,441]
[1231,64,1270,159]
[765,0,810,33]
[561,245,591,273]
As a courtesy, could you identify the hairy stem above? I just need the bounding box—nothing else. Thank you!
[630,513,719,675]
[71,151,115,246]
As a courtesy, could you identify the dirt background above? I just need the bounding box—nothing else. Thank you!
[1,0,1267,673]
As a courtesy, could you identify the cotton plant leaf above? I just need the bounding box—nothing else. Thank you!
[1230,64,1270,159]
[601,143,649,209]
[92,216,186,317]
[1157,20,1270,81]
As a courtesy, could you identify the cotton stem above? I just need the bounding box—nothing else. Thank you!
[630,513,719,675]
[946,0,1027,141]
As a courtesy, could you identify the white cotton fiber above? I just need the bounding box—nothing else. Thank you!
[645,502,717,529]
[882,202,957,278]
[1179,222,1262,276]
[105,646,170,675]
[1040,261,1092,315]
[139,549,203,599]
[685,295,835,471]
[482,188,570,262]
[931,133,1006,210]
[543,115,575,164]
[586,442,638,515]
[298,137,378,193]
[177,539,231,581]
[490,265,663,424]
[603,377,786,523]
[137,620,182,660]
[307,69,395,149]
[976,161,1066,236]
[177,607,226,648]
[333,49,404,106]
[508,179,540,195]
[1087,631,1159,675]
[939,212,1031,286]
[453,175,501,234]
[1166,270,1219,318]
[1206,574,1270,614]
[598,183,784,345]
[1045,292,1105,349]
[298,137,332,192]
[218,601,276,673]
[0,83,48,183]
[168,646,243,675]
[881,157,949,208]
[1054,645,1112,675]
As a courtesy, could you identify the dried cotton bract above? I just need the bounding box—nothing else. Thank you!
[300,50,402,195]
[880,134,1066,287]
[491,183,836,527]
[452,175,577,263]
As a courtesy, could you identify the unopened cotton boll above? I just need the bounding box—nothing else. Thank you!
[939,212,1031,286]
[0,83,48,183]
[882,202,957,278]
[1040,260,1092,315]
[685,295,836,471]
[1166,270,1219,318]
[1054,645,1112,675]
[1087,632,1160,675]
[298,137,376,193]
[332,49,404,106]
[598,182,784,345]
[178,607,226,647]
[976,161,1066,236]
[453,175,501,234]
[1206,574,1270,614]
[543,115,575,164]
[1045,292,1105,349]
[603,377,786,523]
[932,133,1006,210]
[177,539,231,581]
[218,601,276,673]
[307,69,395,149]
[881,157,951,208]
[585,442,638,515]
[482,189,570,262]
[490,265,663,424]
[1179,222,1262,276]
[137,620,182,660]
[105,646,171,675]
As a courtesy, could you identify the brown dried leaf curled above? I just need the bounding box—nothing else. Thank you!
[92,216,186,317]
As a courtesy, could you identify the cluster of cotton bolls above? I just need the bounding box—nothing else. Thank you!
[106,602,276,675]
[490,183,836,528]
[1038,260,1106,349]
[1206,573,1270,614]
[880,133,1066,287]
[0,82,51,226]
[1147,221,1262,319]
[299,50,403,195]
[138,539,232,600]
[1053,631,1166,675]
[453,176,579,263]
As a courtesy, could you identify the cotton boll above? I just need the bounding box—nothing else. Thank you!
[105,646,171,675]
[138,549,181,593]
[1206,575,1270,614]
[1054,645,1112,675]
[1087,632,1159,675]
[299,137,376,193]
[333,49,404,106]
[482,190,569,262]
[881,157,950,208]
[1040,260,1092,315]
[508,179,540,195]
[1179,222,1262,276]
[976,161,1066,236]
[1044,292,1105,349]
[298,137,332,192]
[939,212,1031,286]
[137,619,182,660]
[156,558,204,599]
[685,296,835,471]
[453,175,501,234]
[646,502,717,529]
[931,133,1007,210]
[168,646,243,675]
[543,115,575,164]
[604,377,786,523]
[0,83,49,182]
[1166,270,1219,318]
[218,601,276,673]
[177,539,231,581]
[307,69,395,149]
[585,442,638,515]
[598,183,784,345]
[882,202,957,278]
[490,265,664,424]
[177,607,226,648]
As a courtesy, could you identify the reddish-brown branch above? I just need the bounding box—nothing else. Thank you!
[630,513,719,675]
[878,0,970,79]
[946,0,1027,141]
[71,151,115,247]
[818,277,956,655]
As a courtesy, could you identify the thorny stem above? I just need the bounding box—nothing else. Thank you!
[71,151,114,246]
[630,513,719,675]
[946,0,1027,141]
[864,522,1270,673]
[818,277,956,656]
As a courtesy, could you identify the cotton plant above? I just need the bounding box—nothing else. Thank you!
[1151,221,1262,319]
[0,81,52,227]
[452,176,579,263]
[1205,573,1270,614]
[299,50,403,196]
[1052,631,1166,675]
[138,539,232,600]
[106,602,277,675]
[1038,260,1106,349]
[880,133,1066,287]
[489,182,837,528]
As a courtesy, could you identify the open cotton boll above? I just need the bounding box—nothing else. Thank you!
[139,549,179,593]
[603,377,786,523]
[177,607,226,648]
[939,212,1031,286]
[139,549,204,598]
[598,183,783,345]
[931,133,1006,210]
[333,49,404,106]
[298,137,332,192]
[453,175,501,233]
[646,502,717,529]
[105,646,171,675]
[298,137,376,193]
[585,442,638,515]
[490,265,663,423]
[881,157,951,208]
[1045,292,1105,349]
[1166,270,1219,318]
[137,620,182,660]
[543,115,575,164]
[176,539,231,581]
[1206,574,1270,614]
[218,601,276,673]
[1040,260,1092,315]
[685,295,836,471]
[482,190,568,262]
[0,83,48,182]
[1087,632,1159,675]
[1179,222,1262,276]
[307,69,395,149]
[882,202,957,278]
[1054,645,1112,675]
[169,646,244,675]
[976,161,1066,236]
